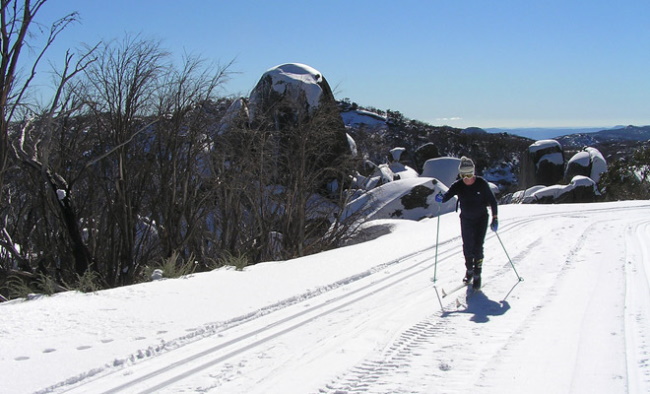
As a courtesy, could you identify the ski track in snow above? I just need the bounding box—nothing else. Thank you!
[28,204,650,394]
[624,217,650,393]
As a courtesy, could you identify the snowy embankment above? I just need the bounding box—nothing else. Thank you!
[2,201,650,393]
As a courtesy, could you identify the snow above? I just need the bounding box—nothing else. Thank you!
[528,139,562,153]
[568,150,592,168]
[2,201,650,394]
[340,109,387,129]
[531,175,599,201]
[586,147,608,182]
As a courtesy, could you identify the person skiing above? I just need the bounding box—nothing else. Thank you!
[435,156,498,289]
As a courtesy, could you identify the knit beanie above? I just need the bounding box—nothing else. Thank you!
[458,156,475,175]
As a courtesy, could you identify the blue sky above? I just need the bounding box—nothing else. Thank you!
[33,0,650,128]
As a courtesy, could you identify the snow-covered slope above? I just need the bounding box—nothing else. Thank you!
[2,201,650,394]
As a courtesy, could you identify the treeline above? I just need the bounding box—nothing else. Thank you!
[0,2,358,299]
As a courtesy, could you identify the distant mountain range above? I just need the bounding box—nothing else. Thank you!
[486,125,650,146]
[485,126,622,140]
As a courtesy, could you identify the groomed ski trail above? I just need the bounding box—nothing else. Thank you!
[38,203,650,394]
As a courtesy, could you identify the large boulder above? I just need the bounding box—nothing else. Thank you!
[340,177,457,224]
[413,143,440,173]
[519,140,565,189]
[248,63,340,126]
[528,176,600,204]
[420,157,462,188]
[565,147,607,183]
[340,108,387,131]
[220,63,351,188]
[388,147,418,180]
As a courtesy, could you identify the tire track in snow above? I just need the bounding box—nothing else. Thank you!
[316,232,545,394]
[318,206,649,393]
[474,214,643,393]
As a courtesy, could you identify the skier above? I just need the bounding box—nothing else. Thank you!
[435,156,498,289]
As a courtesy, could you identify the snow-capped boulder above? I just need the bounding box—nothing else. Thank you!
[390,147,407,162]
[340,177,457,224]
[413,143,439,173]
[520,140,565,188]
[231,63,351,187]
[387,147,418,179]
[351,163,394,190]
[389,162,419,180]
[530,175,600,204]
[565,147,607,183]
[249,63,336,122]
[501,185,546,204]
[340,109,387,130]
[420,157,462,188]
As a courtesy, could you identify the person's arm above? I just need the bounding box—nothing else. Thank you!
[483,179,497,217]
[440,181,458,203]
[484,180,499,231]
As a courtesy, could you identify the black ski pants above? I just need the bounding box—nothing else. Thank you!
[460,214,488,272]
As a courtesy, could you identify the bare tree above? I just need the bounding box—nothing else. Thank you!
[0,1,81,283]
[79,35,170,286]
[147,55,233,262]
[0,0,77,193]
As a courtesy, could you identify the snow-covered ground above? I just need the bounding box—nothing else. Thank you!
[2,201,650,393]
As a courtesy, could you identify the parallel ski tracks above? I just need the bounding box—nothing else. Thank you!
[55,204,650,393]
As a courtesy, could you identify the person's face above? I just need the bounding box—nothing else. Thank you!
[461,173,476,185]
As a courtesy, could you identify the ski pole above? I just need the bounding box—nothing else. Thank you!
[495,231,523,282]
[432,204,444,312]
[433,204,441,282]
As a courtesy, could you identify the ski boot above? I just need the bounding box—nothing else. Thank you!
[472,258,483,290]
[463,270,473,284]
[472,274,482,290]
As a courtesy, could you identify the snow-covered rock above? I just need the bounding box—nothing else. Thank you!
[340,109,387,130]
[248,63,333,121]
[413,143,439,173]
[520,139,565,188]
[530,175,600,203]
[340,177,456,224]
[565,147,607,183]
[420,157,462,188]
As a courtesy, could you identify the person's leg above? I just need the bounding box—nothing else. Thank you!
[471,216,489,289]
[473,215,489,274]
[461,217,476,281]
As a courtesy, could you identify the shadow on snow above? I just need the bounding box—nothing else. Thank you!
[442,288,511,323]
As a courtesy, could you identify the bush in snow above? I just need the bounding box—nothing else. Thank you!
[598,145,650,200]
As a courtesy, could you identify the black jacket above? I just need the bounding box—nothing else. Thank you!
[441,176,498,219]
